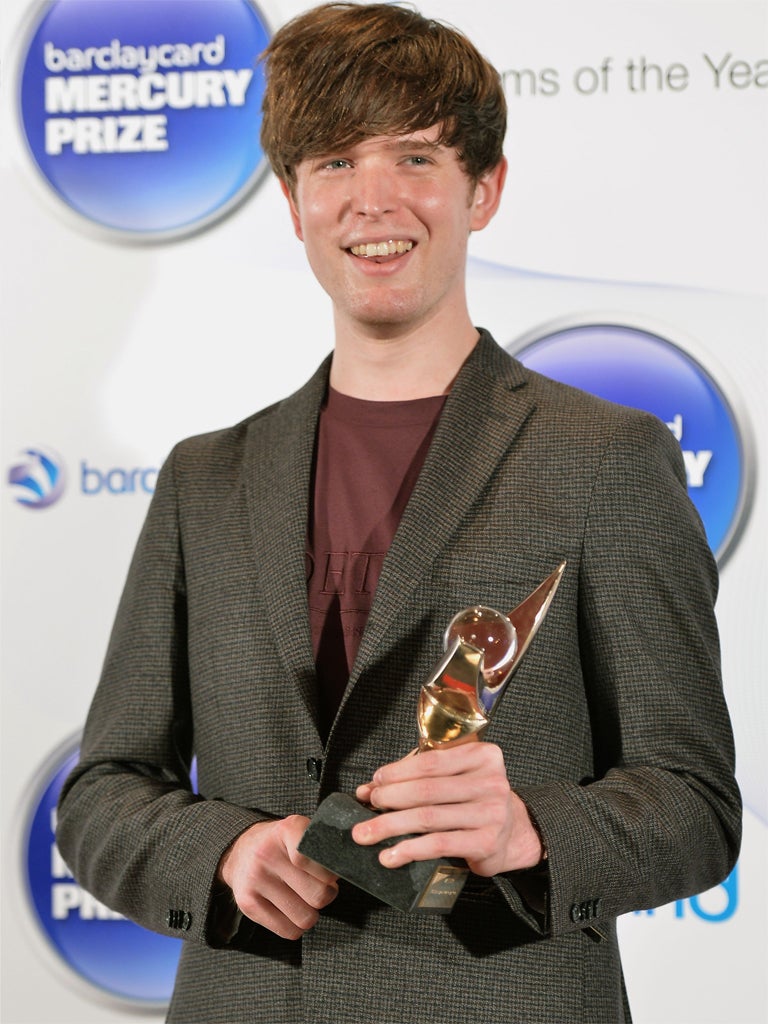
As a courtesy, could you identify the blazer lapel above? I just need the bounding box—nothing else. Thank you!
[241,334,535,729]
[243,355,331,724]
[348,333,535,687]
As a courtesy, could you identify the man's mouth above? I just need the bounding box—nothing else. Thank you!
[349,240,414,258]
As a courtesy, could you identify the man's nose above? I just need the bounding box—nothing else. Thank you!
[349,164,398,216]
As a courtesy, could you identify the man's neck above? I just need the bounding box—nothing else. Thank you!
[329,316,480,401]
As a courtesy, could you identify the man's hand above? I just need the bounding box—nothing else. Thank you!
[218,816,339,940]
[353,743,543,876]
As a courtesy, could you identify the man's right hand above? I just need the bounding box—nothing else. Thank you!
[217,816,339,940]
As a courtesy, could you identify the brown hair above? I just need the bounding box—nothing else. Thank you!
[260,2,506,190]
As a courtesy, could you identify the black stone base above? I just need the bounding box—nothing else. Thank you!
[298,792,468,914]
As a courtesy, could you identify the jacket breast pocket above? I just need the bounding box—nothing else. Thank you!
[432,552,567,618]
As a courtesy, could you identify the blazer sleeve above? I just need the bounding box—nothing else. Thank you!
[56,446,266,949]
[502,409,741,937]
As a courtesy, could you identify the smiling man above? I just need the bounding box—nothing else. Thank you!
[57,5,741,1023]
[283,128,503,388]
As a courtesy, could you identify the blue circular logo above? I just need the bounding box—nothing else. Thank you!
[510,318,752,564]
[23,739,183,1006]
[18,0,270,239]
[8,446,67,509]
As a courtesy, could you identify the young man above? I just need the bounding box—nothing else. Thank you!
[57,5,741,1022]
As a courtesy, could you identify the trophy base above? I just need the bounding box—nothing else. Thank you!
[299,793,468,914]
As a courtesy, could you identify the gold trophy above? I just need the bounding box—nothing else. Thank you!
[299,563,566,913]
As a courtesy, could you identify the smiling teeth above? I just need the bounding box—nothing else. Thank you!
[350,240,413,257]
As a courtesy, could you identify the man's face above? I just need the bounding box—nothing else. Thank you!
[282,125,505,339]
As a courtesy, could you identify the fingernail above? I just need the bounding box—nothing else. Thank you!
[380,847,397,867]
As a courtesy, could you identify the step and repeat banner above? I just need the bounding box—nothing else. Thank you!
[2,1,766,1021]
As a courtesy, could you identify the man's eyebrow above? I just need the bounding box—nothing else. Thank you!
[388,137,444,152]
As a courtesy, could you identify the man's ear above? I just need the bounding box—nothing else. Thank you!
[279,179,304,241]
[469,157,507,232]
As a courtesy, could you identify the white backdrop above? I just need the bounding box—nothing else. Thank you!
[2,1,766,1022]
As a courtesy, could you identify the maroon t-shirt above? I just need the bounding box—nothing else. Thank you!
[307,386,446,737]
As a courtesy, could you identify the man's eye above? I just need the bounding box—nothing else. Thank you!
[324,159,351,170]
[405,156,431,166]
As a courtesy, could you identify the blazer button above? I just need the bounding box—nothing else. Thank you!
[166,909,192,931]
[306,757,322,782]
[570,898,602,923]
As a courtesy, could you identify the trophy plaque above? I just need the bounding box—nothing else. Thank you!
[298,562,566,913]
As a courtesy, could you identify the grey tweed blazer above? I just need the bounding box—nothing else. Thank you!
[58,331,741,1023]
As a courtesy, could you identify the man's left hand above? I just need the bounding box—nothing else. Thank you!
[353,742,543,876]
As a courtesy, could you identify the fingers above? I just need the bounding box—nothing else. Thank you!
[355,743,506,811]
[293,846,339,887]
[365,741,504,785]
[350,744,532,876]
[219,816,338,940]
[365,825,501,871]
[236,863,336,940]
[351,785,512,870]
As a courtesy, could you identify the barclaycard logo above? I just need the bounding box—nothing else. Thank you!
[8,447,66,509]
[509,316,753,565]
[22,738,182,1006]
[7,449,160,507]
[16,0,271,240]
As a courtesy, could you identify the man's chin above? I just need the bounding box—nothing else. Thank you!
[341,295,426,336]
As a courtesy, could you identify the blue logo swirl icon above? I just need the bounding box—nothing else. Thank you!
[18,0,270,239]
[8,447,66,509]
[24,739,184,1007]
[510,318,752,564]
